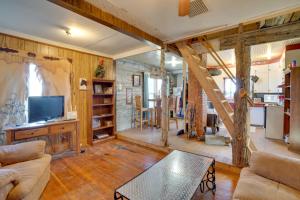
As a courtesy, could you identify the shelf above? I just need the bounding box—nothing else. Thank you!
[284,112,291,116]
[93,125,114,131]
[92,135,115,144]
[286,85,291,88]
[93,78,114,83]
[93,103,113,107]
[92,114,114,119]
[93,93,113,96]
[285,98,291,101]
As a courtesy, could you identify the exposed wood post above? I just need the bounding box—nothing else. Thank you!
[161,46,168,146]
[183,61,187,133]
[188,54,206,136]
[233,24,251,167]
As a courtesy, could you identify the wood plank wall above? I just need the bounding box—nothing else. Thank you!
[0,33,114,146]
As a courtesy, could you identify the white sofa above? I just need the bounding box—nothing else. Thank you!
[233,151,300,200]
[0,141,51,200]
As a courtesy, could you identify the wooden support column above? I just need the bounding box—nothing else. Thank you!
[183,61,187,133]
[233,24,251,167]
[161,46,168,146]
[188,54,207,136]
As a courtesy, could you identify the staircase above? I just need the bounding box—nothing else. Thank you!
[176,42,235,136]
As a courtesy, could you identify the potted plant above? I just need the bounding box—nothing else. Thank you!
[95,59,105,78]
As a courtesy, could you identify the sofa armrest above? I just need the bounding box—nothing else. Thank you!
[250,151,300,190]
[0,141,46,166]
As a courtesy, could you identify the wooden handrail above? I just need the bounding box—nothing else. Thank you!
[198,37,254,106]
[199,38,236,82]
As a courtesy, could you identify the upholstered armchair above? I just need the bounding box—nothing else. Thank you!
[0,141,51,200]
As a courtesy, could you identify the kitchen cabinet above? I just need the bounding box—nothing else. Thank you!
[268,64,283,93]
[251,66,269,93]
[250,106,265,126]
[251,63,283,93]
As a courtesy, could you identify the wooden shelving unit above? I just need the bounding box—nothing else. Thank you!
[283,71,291,136]
[89,79,115,145]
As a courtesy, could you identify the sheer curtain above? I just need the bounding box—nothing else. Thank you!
[0,52,73,146]
[34,59,72,115]
[0,54,28,144]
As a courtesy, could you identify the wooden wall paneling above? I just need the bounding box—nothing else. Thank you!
[0,33,114,147]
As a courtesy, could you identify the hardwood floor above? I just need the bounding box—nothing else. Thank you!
[41,139,238,200]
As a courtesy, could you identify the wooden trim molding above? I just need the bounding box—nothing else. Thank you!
[48,0,163,47]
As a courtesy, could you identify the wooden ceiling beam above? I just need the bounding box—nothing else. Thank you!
[220,21,300,50]
[48,0,163,47]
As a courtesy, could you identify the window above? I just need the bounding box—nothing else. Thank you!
[148,78,162,108]
[28,63,43,96]
[224,78,236,100]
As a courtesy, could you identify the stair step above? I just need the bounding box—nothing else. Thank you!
[229,112,234,120]
[192,55,201,62]
[221,100,228,103]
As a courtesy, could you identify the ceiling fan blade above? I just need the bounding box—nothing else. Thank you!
[178,0,190,16]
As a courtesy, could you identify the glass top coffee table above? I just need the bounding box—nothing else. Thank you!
[114,150,216,200]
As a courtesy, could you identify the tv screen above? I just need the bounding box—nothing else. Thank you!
[28,96,64,123]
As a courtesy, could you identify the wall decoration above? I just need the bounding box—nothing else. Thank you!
[79,78,87,90]
[126,88,133,105]
[133,75,141,87]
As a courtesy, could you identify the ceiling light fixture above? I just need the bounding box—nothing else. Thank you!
[65,27,85,37]
[166,56,182,67]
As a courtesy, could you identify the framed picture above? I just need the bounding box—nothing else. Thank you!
[79,78,87,90]
[132,75,140,87]
[94,84,103,94]
[126,88,133,105]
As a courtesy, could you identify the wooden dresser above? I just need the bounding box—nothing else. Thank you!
[3,120,80,154]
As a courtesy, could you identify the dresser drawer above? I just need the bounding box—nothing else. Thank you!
[15,127,48,140]
[49,123,75,134]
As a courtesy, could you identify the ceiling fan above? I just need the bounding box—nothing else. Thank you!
[178,0,208,17]
[178,0,190,16]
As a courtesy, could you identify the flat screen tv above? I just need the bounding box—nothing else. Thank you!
[28,96,64,123]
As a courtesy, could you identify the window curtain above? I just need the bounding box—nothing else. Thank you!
[0,54,28,144]
[143,72,149,108]
[34,59,72,115]
[0,52,72,146]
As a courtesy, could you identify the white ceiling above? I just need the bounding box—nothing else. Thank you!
[0,0,299,60]
[126,51,183,71]
[88,0,300,42]
[0,0,148,57]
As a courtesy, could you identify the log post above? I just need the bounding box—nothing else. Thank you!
[161,46,168,146]
[188,54,207,136]
[183,61,187,133]
[232,24,251,167]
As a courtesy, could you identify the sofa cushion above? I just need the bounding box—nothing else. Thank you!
[3,154,51,200]
[250,151,300,191]
[233,168,300,200]
[0,183,14,200]
[0,141,46,166]
[0,169,19,188]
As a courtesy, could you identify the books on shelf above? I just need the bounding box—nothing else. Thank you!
[94,133,109,140]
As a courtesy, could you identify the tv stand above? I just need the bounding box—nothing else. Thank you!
[4,120,80,154]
